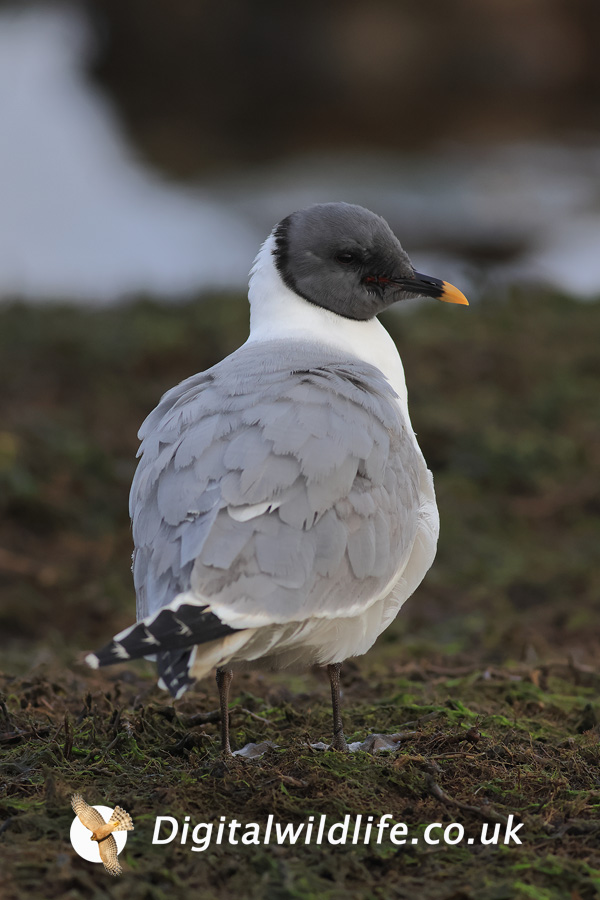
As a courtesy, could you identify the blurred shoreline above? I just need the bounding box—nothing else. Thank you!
[0,5,599,304]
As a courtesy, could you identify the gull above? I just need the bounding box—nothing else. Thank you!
[87,202,468,753]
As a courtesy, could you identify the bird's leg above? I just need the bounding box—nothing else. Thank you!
[327,663,349,751]
[216,667,234,756]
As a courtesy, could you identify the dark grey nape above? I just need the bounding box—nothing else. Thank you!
[272,202,417,321]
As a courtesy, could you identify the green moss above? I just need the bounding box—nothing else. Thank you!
[1,291,599,899]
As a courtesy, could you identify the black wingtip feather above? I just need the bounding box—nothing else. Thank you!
[86,603,240,673]
[157,648,197,698]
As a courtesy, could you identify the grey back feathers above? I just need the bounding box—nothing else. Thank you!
[87,202,439,698]
[273,202,416,320]
[130,341,421,628]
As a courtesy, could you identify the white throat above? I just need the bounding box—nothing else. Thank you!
[246,232,411,417]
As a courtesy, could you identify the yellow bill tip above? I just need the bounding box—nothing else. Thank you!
[439,281,469,306]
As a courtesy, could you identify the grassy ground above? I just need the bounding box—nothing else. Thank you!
[1,291,600,899]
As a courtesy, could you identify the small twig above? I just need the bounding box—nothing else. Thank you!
[426,774,510,826]
[238,708,274,726]
[63,714,72,761]
[185,710,221,726]
[396,711,445,729]
[183,707,273,727]
[0,727,52,743]
[105,732,123,753]
[553,819,600,837]
[82,730,124,766]
[443,726,482,746]
[263,773,308,788]
[427,752,484,760]
[111,707,122,735]
[0,697,13,730]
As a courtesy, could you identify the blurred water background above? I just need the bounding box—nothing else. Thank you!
[1,1,600,303]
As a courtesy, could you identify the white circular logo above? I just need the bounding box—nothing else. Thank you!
[70,805,129,864]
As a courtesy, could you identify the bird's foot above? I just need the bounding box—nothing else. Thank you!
[329,730,349,752]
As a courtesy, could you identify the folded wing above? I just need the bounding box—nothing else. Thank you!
[89,340,423,693]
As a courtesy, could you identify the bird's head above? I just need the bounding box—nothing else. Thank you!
[271,202,468,321]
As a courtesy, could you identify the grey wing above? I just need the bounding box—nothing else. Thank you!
[130,340,422,631]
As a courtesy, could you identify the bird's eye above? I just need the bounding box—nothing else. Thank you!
[335,251,358,265]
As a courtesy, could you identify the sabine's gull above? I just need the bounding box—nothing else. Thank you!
[87,202,468,754]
